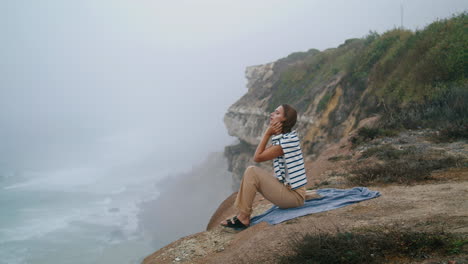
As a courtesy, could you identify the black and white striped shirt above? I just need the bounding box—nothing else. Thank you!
[271,130,307,190]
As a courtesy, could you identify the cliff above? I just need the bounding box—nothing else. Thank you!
[142,12,467,263]
[143,127,468,263]
[224,12,467,190]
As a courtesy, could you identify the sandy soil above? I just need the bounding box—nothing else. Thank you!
[142,167,467,264]
[142,128,468,264]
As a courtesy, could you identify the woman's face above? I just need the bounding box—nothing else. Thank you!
[270,105,286,124]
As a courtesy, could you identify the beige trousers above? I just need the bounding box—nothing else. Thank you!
[234,165,306,215]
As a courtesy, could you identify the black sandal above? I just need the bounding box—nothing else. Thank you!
[220,216,249,230]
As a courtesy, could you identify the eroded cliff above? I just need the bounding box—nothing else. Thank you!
[223,42,374,190]
[142,12,467,263]
[223,12,467,189]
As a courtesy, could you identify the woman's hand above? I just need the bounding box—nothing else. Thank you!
[254,120,284,162]
[266,121,283,136]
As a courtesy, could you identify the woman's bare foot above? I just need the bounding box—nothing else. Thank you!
[220,212,250,226]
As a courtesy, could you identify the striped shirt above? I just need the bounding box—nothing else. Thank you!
[271,130,307,190]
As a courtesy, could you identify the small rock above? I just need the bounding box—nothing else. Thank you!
[215,247,224,252]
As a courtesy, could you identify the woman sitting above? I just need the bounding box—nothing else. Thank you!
[220,104,307,230]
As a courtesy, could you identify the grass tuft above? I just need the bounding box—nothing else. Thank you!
[348,155,465,185]
[328,155,353,162]
[358,144,417,160]
[426,123,468,143]
[277,226,466,264]
[349,127,400,147]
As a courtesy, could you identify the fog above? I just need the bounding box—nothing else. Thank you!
[1,0,466,173]
[0,1,466,263]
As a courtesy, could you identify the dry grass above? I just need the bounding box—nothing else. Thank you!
[348,155,466,185]
[277,225,467,264]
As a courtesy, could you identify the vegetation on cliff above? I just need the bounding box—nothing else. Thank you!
[279,225,467,264]
[143,12,468,264]
[267,11,467,134]
[266,14,468,262]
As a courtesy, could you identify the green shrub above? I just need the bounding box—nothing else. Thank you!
[359,144,417,160]
[377,82,468,130]
[349,127,400,147]
[328,155,353,162]
[348,155,466,185]
[427,123,468,143]
[317,93,332,113]
[278,226,464,264]
[265,12,467,133]
[267,37,365,113]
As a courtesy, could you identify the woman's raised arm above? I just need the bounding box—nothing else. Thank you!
[253,121,284,162]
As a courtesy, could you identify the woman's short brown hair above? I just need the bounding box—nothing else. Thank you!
[281,104,297,133]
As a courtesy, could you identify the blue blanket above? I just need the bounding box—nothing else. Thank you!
[250,187,381,226]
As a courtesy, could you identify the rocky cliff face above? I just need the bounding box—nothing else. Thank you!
[223,49,370,190]
[223,13,468,190]
[143,14,467,262]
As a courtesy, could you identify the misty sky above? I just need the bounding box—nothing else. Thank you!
[1,0,466,174]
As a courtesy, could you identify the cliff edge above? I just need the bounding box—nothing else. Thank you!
[143,126,468,263]
[142,13,467,263]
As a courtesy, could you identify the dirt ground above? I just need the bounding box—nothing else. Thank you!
[142,167,467,264]
[142,126,468,264]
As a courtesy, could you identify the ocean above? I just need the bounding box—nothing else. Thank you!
[0,166,171,264]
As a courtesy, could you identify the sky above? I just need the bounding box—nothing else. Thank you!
[1,0,467,175]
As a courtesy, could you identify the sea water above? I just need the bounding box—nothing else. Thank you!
[0,166,170,264]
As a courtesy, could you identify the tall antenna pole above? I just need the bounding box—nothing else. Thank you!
[400,3,404,29]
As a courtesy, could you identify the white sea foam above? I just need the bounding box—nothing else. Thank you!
[0,245,28,264]
[1,185,160,244]
[3,167,105,191]
[0,165,166,264]
[0,207,85,243]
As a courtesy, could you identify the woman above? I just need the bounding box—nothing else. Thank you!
[220,104,307,230]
